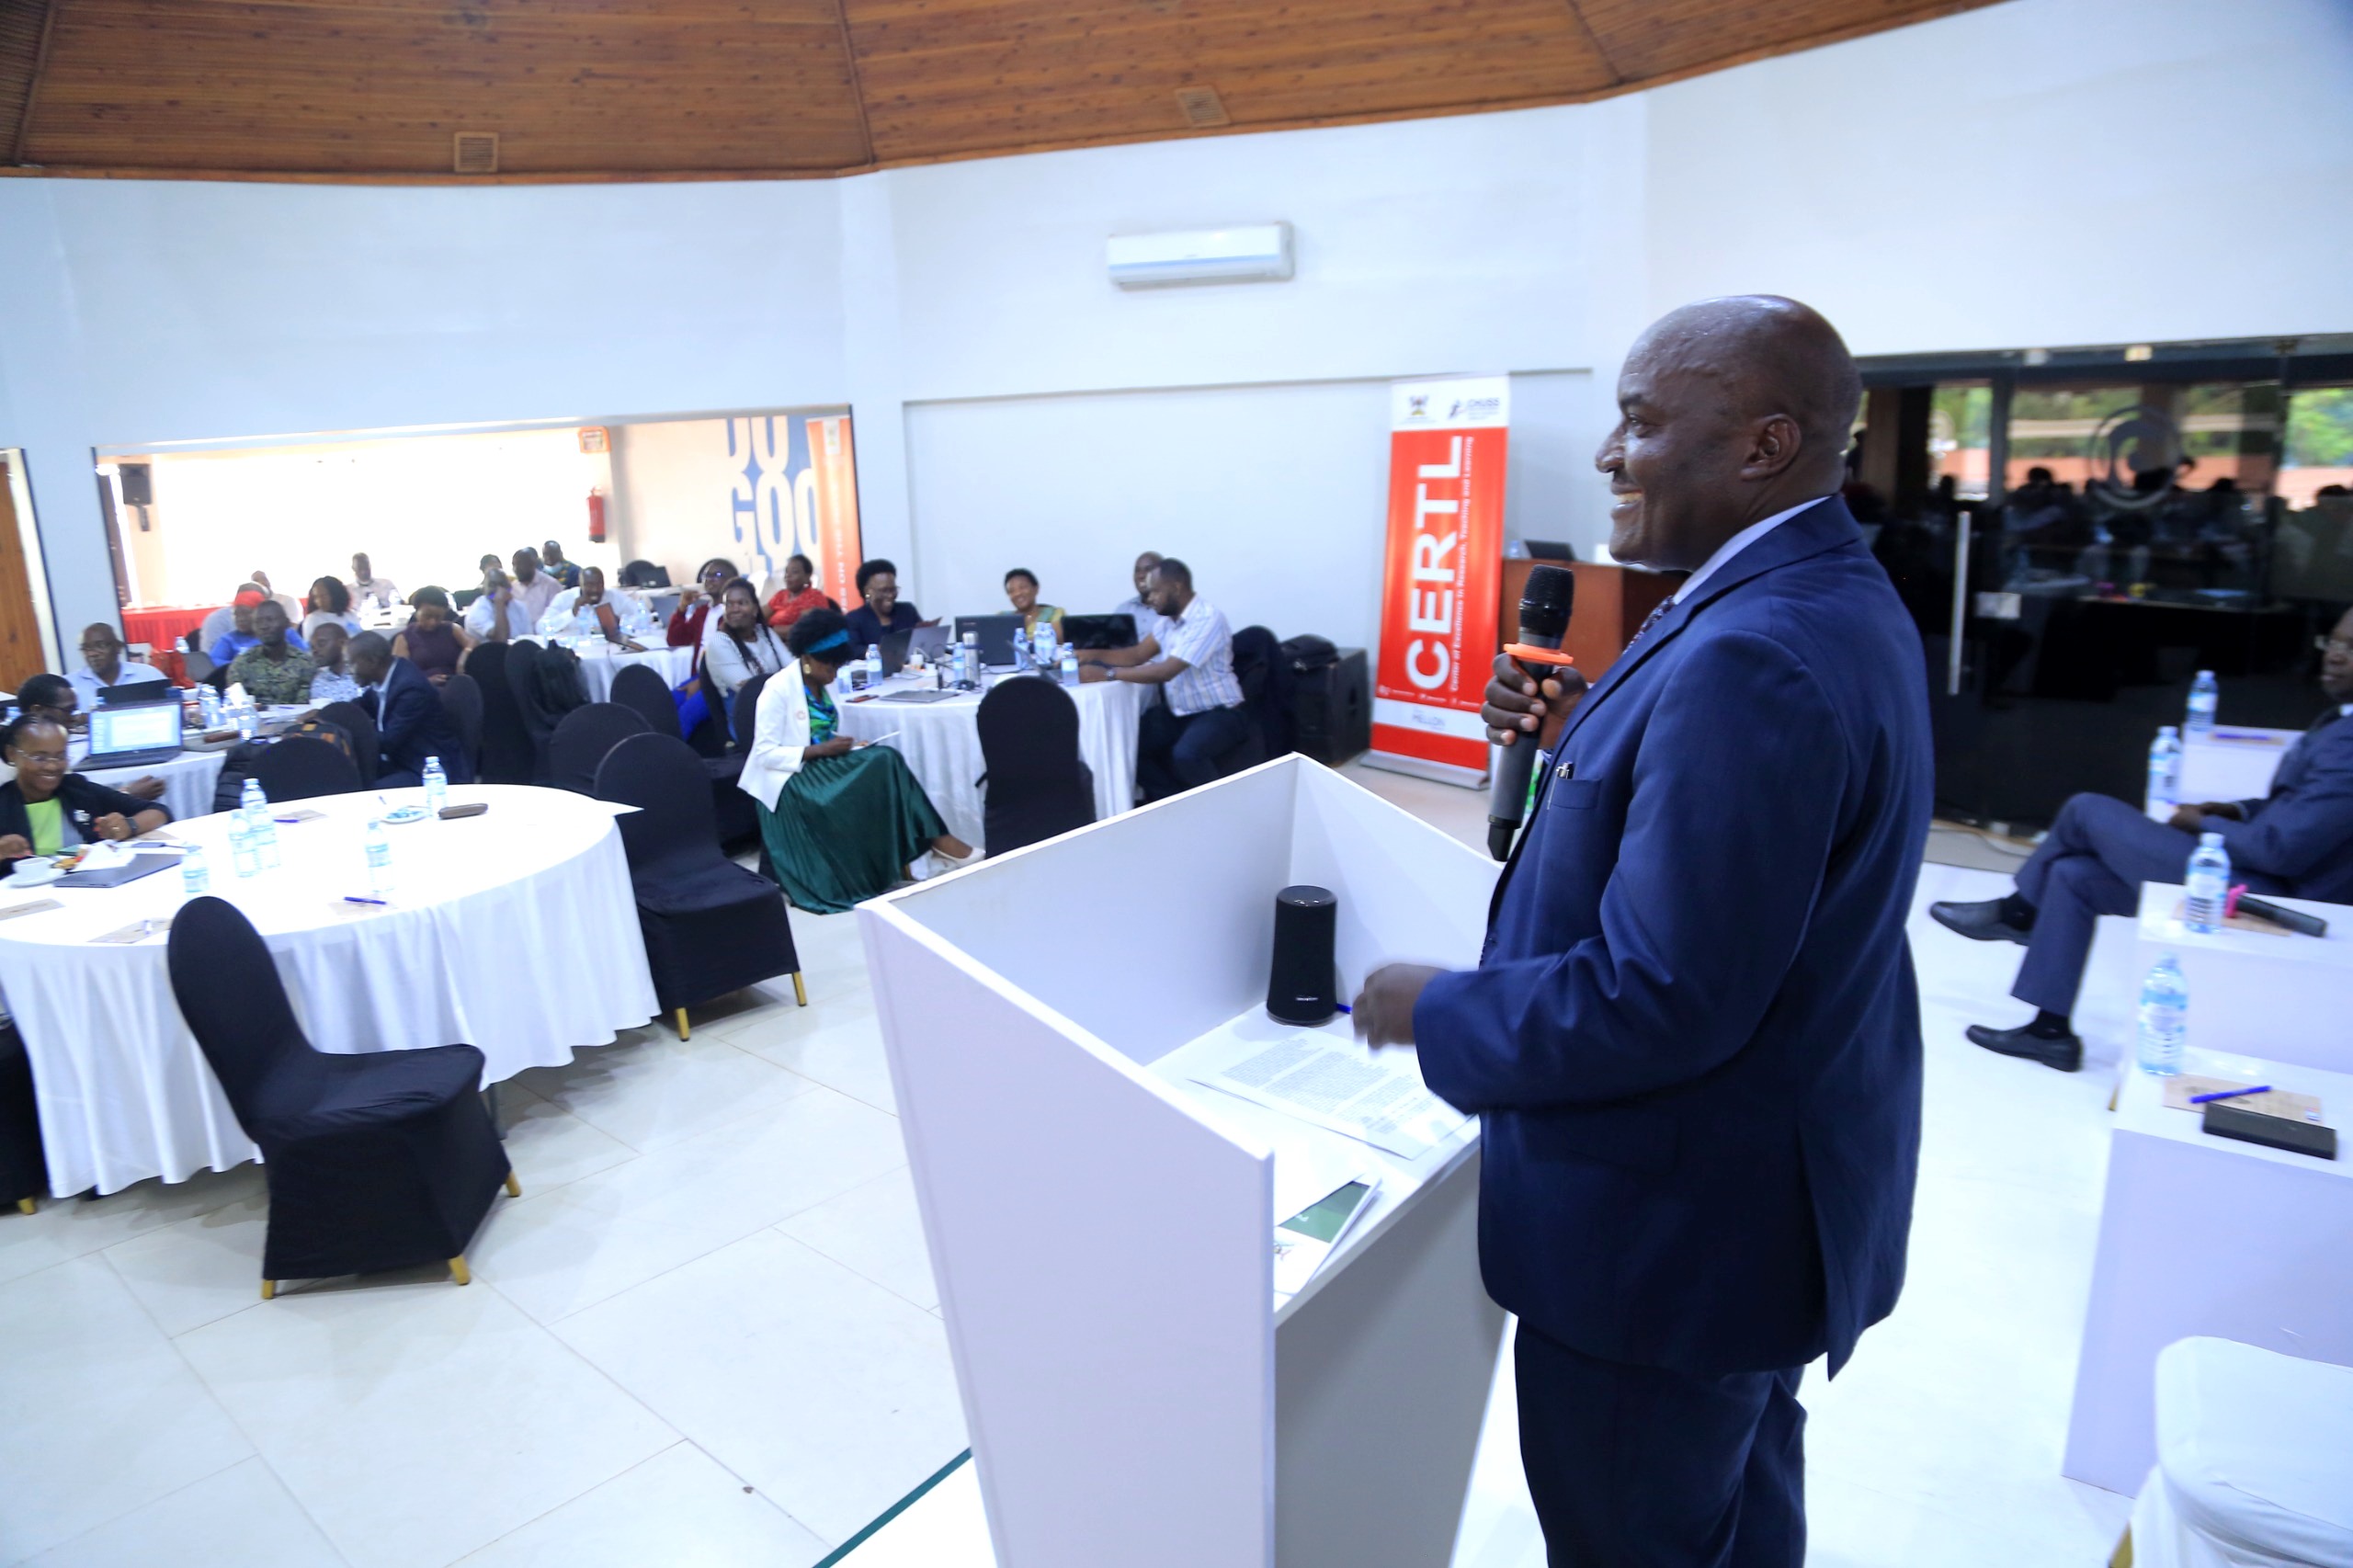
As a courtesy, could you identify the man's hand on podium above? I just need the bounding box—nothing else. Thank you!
[1353,964,1444,1047]
[1483,652,1587,755]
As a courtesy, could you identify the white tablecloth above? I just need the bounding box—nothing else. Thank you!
[0,784,659,1195]
[74,745,228,824]
[532,641,695,705]
[835,673,1145,849]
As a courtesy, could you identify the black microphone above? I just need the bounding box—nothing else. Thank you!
[1486,565,1576,860]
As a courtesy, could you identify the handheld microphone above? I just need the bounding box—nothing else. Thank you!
[1486,565,1576,860]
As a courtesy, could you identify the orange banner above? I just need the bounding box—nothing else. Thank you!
[1370,378,1509,778]
[802,414,864,613]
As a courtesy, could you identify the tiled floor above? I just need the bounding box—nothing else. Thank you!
[1,769,2141,1567]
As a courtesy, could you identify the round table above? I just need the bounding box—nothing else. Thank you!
[74,744,228,824]
[0,784,659,1195]
[525,641,695,705]
[835,671,1145,850]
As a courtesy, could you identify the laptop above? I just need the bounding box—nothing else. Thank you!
[96,678,175,708]
[80,693,185,770]
[1061,613,1141,651]
[952,613,1023,668]
[877,630,915,676]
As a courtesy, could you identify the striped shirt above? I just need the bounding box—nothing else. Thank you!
[1154,595,1244,716]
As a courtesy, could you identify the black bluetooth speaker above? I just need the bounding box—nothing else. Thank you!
[1267,884,1340,1026]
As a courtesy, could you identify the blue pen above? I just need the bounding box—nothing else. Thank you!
[2190,1084,2270,1105]
[343,895,387,906]
[1333,1002,1352,1015]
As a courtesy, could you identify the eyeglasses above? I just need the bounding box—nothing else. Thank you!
[2316,637,2353,656]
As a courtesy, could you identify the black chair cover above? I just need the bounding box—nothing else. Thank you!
[315,699,381,785]
[255,735,364,801]
[1231,624,1288,767]
[0,1020,48,1209]
[976,676,1096,856]
[465,643,535,786]
[506,642,585,784]
[608,661,678,738]
[548,702,652,795]
[438,674,484,781]
[699,672,764,850]
[165,897,510,1284]
[594,733,801,1014]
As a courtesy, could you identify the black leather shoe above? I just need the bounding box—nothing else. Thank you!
[1965,1022,2082,1073]
[1930,898,2032,946]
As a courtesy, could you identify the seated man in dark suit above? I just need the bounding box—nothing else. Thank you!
[1934,606,2353,1070]
[347,631,473,789]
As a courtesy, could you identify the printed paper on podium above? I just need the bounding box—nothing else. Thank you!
[1192,1033,1469,1160]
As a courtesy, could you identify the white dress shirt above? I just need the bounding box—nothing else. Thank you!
[464,596,533,640]
[511,572,562,627]
[1152,594,1245,716]
[1671,496,1835,605]
[704,622,790,700]
[539,588,654,638]
[68,660,169,710]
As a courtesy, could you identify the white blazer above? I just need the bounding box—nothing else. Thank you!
[740,669,816,812]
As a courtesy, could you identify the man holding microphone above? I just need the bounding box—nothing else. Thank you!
[1354,297,1932,1566]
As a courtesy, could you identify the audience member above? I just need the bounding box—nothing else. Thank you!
[0,715,169,869]
[209,588,308,670]
[741,608,973,914]
[306,623,363,704]
[69,622,170,710]
[765,554,829,633]
[704,577,790,709]
[1112,550,1165,643]
[509,548,562,626]
[843,559,922,647]
[350,552,401,613]
[301,576,361,642]
[464,571,532,642]
[393,588,473,685]
[348,631,472,788]
[540,539,583,591]
[538,565,650,648]
[225,602,318,707]
[669,558,740,648]
[250,570,301,621]
[1079,557,1245,799]
[14,674,77,729]
[1932,607,2353,1070]
[1004,569,1063,638]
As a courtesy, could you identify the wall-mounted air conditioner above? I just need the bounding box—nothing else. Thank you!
[1107,223,1294,289]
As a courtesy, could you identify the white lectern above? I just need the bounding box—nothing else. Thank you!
[859,756,1506,1568]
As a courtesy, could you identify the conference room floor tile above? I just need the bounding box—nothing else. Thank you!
[173,1271,678,1568]
[551,1227,966,1549]
[469,1081,908,1326]
[18,1457,343,1568]
[508,1026,818,1155]
[451,1442,826,1568]
[776,1165,940,1313]
[0,1256,257,1563]
[0,1162,263,1290]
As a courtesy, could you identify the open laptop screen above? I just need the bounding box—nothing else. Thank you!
[88,699,183,757]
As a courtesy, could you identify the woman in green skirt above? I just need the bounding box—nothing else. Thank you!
[742,607,976,913]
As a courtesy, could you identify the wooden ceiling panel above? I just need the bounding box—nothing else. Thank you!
[0,0,2006,179]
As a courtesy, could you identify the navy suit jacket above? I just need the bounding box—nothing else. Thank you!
[366,657,472,784]
[1415,497,1933,1378]
[2210,709,2353,904]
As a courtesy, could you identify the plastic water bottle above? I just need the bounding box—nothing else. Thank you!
[422,756,447,814]
[2145,725,2183,822]
[180,842,210,897]
[2184,831,2232,934]
[1059,644,1079,686]
[235,696,257,740]
[2186,669,2219,737]
[241,778,281,869]
[1035,623,1058,668]
[364,818,393,896]
[229,813,260,880]
[199,685,220,729]
[860,642,881,691]
[1012,630,1031,674]
[2136,954,2188,1075]
[950,642,970,690]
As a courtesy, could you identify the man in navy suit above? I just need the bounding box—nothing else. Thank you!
[1932,606,2353,1070]
[348,632,472,789]
[1353,297,1932,1566]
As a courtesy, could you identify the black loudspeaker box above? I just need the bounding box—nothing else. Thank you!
[1267,884,1340,1026]
[1290,646,1370,766]
[117,463,153,507]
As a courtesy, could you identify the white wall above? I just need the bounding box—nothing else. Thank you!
[2,0,2347,666]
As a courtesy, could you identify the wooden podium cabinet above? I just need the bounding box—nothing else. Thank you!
[1501,557,1676,685]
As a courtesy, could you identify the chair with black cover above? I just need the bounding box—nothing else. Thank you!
[1222,625,1282,776]
[254,735,364,801]
[549,702,652,795]
[316,699,380,785]
[438,674,484,781]
[165,897,516,1297]
[976,677,1096,856]
[506,641,583,784]
[698,672,765,853]
[608,661,679,738]
[466,643,534,786]
[0,1019,47,1214]
[594,733,805,1037]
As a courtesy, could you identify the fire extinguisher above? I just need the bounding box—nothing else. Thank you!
[586,488,607,544]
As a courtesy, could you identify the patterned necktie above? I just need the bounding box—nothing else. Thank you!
[1626,597,1674,650]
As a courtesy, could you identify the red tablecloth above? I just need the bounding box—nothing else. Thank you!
[121,604,220,687]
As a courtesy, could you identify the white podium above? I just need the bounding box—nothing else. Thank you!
[2132,882,2353,1074]
[859,756,1506,1567]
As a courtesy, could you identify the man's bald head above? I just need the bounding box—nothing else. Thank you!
[1599,296,1860,571]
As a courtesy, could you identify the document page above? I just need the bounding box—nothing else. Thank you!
[1193,1034,1469,1160]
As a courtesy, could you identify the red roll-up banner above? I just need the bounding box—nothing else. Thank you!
[1369,377,1509,782]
